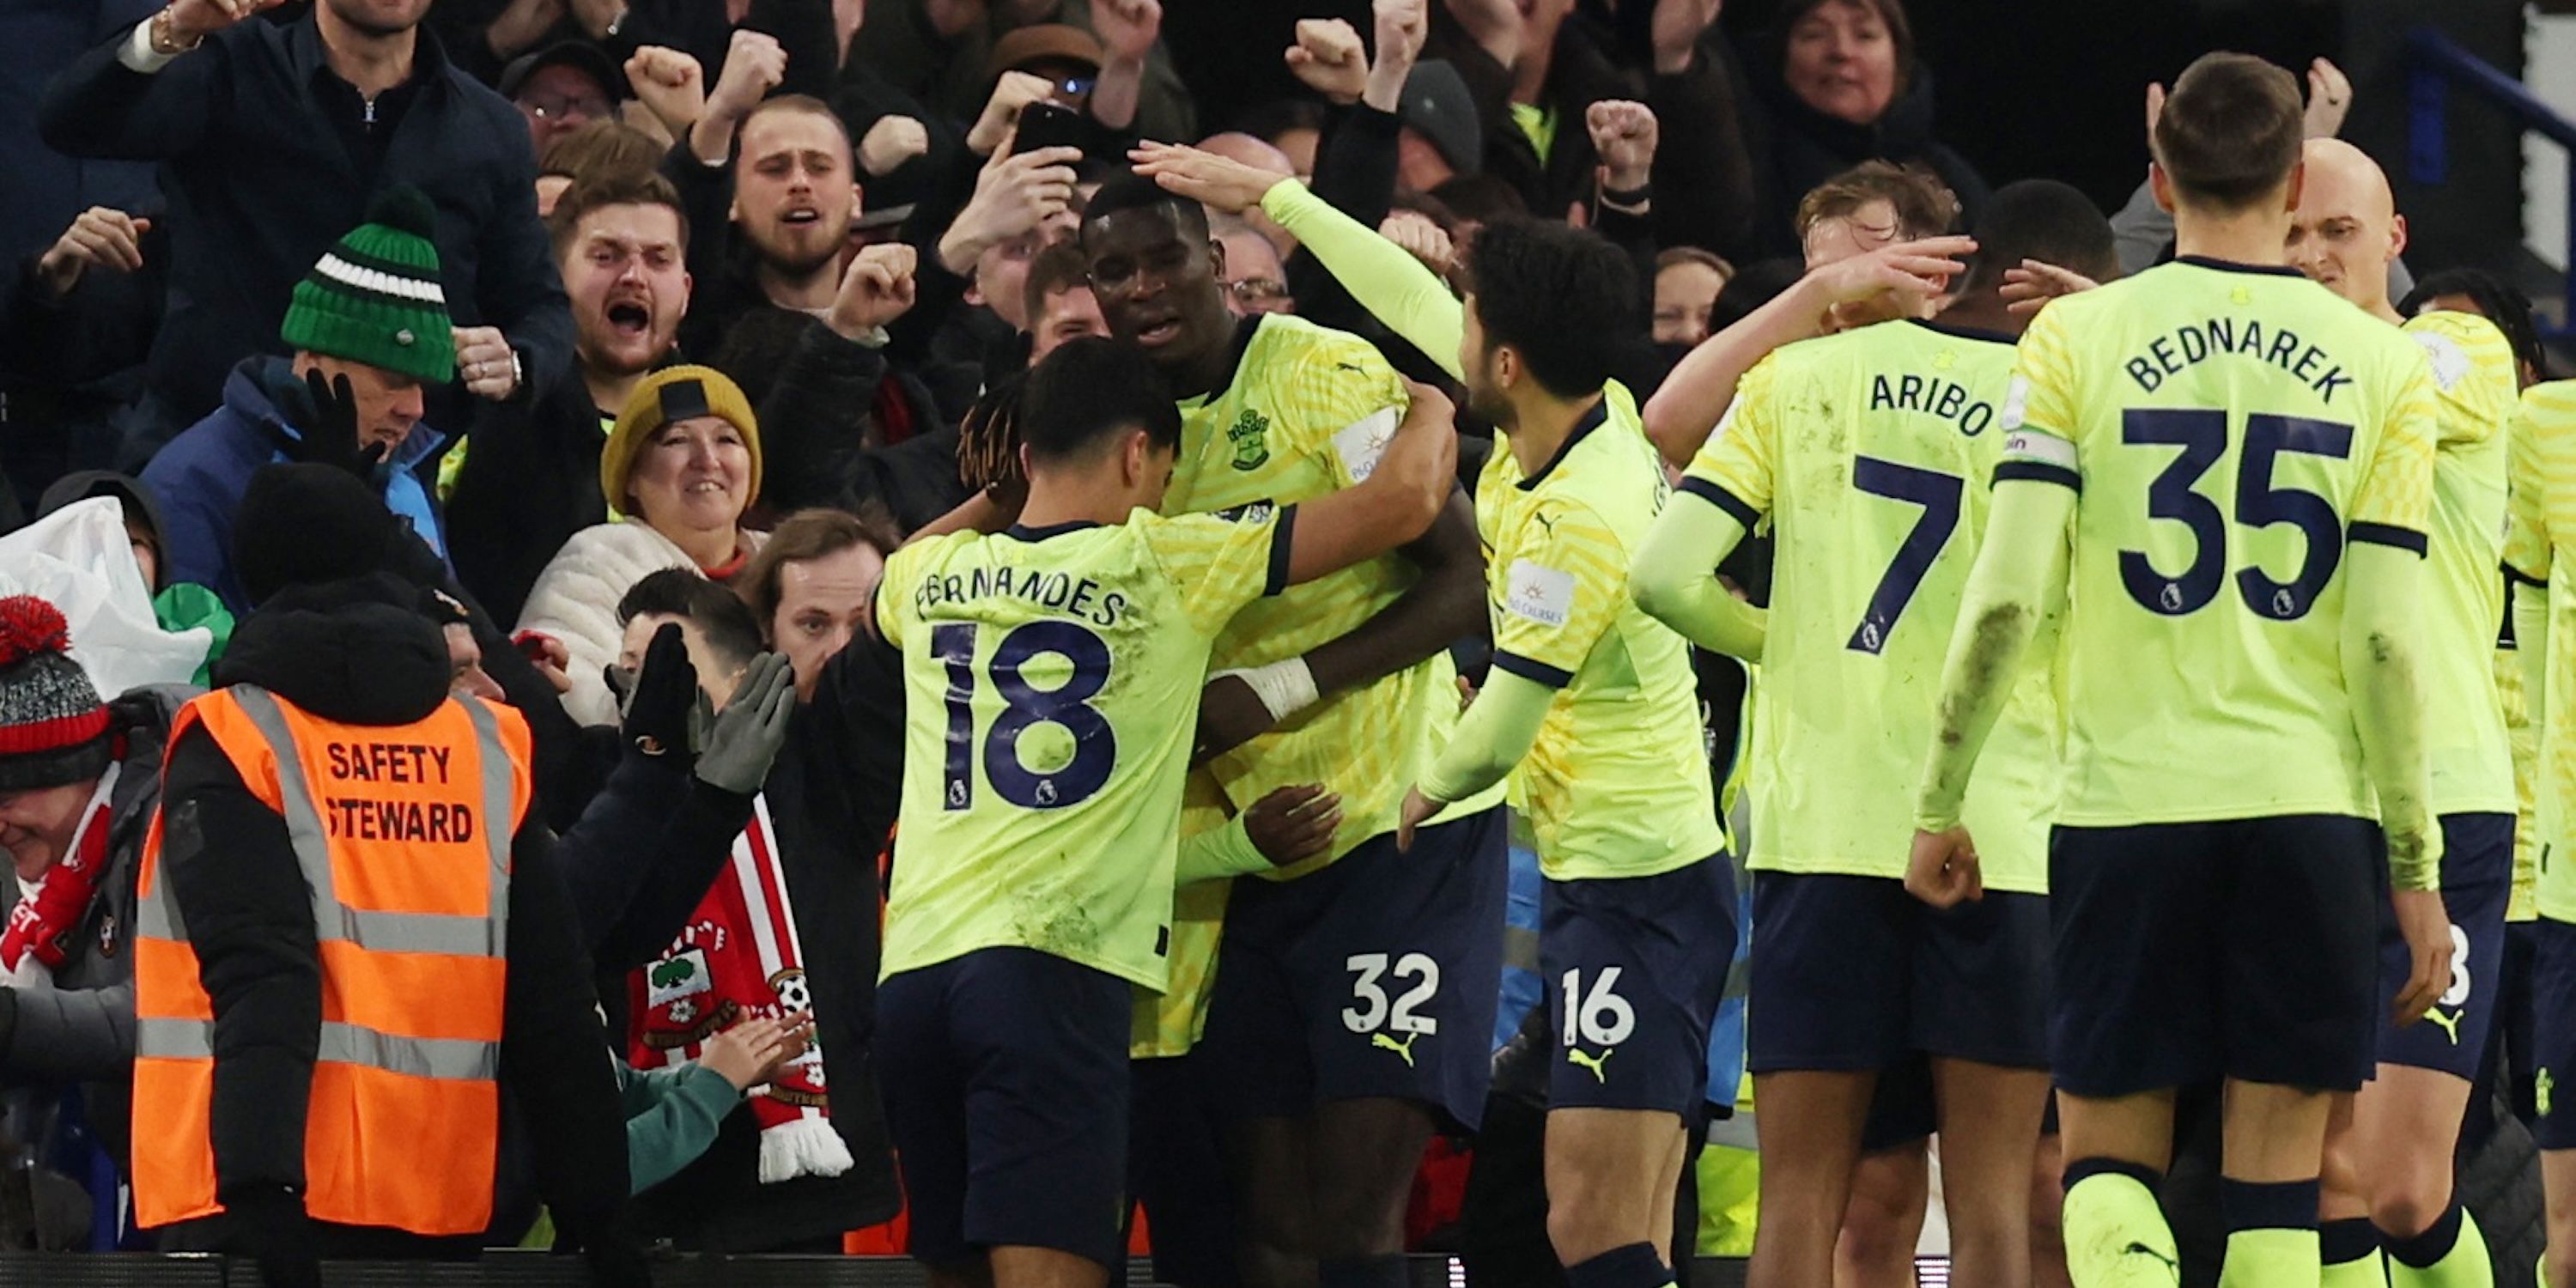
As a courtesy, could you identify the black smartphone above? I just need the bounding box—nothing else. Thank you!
[1015,100,1088,156]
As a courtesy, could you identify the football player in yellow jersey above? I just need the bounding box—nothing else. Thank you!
[1352,218,1731,1288]
[873,337,1458,1288]
[1906,53,2454,1288]
[1631,180,2117,1288]
[2285,137,2519,1288]
[1076,173,1507,1288]
[2505,378,2576,1288]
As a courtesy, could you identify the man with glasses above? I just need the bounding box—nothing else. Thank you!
[501,40,626,155]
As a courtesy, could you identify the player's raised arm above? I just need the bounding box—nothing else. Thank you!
[1641,234,1975,468]
[1279,381,1460,585]
[1131,141,1469,380]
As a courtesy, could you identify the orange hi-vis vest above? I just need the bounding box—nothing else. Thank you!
[131,685,532,1236]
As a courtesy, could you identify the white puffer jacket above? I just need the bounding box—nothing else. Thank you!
[515,521,766,726]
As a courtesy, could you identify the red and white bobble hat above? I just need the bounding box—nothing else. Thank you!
[0,597,111,793]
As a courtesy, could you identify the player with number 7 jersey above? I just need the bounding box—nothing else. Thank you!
[869,340,1457,1283]
[1631,178,2119,1288]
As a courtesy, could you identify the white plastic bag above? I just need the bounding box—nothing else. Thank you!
[0,496,210,695]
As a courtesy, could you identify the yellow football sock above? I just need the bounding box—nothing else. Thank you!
[2063,1163,2183,1288]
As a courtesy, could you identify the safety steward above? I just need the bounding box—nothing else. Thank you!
[128,463,644,1287]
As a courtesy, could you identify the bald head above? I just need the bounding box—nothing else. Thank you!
[2288,137,2406,319]
[1197,132,1295,177]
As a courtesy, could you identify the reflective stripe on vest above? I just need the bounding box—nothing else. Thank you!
[129,687,527,1236]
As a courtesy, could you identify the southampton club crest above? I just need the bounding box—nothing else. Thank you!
[1228,409,1272,471]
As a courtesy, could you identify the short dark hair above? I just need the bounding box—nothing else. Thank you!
[738,507,901,635]
[2401,268,2549,386]
[1795,160,1957,241]
[1080,170,1207,245]
[1959,179,2117,295]
[741,94,854,156]
[616,568,765,672]
[538,119,666,184]
[546,170,691,258]
[1022,240,1096,324]
[2154,52,2304,213]
[1020,337,1181,465]
[1465,218,1636,398]
[1430,173,1528,225]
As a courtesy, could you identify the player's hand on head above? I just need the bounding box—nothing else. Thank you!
[1245,785,1343,866]
[1395,786,1440,852]
[2000,259,2101,318]
[2389,888,2455,1026]
[1904,826,1982,908]
[1129,142,1282,216]
[1812,235,1975,315]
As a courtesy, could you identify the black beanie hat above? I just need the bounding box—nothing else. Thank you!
[233,464,401,608]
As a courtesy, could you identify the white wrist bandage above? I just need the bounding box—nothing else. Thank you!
[1215,658,1318,723]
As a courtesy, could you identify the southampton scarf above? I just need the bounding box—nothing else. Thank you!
[1,760,120,987]
[626,793,853,1183]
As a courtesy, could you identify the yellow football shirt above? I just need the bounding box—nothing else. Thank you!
[1684,319,2061,890]
[1166,314,1501,878]
[1474,383,1726,881]
[877,505,1293,991]
[2001,257,2440,828]
[2404,310,2518,817]
[2505,380,2576,920]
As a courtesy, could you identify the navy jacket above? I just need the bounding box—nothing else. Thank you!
[139,356,448,616]
[38,13,571,436]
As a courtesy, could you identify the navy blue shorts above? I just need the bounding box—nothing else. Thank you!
[2377,813,2513,1078]
[1747,873,2050,1074]
[876,947,1133,1268]
[2050,815,2384,1097]
[1540,854,1737,1117]
[2528,917,2576,1149]
[1200,806,1508,1130]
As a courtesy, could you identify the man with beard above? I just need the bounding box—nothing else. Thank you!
[448,172,693,624]
[670,87,987,530]
[1076,173,1504,1288]
[39,0,572,461]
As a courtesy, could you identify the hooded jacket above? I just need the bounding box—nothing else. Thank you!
[149,575,630,1258]
[1742,40,1991,258]
[0,684,191,1170]
[138,356,448,617]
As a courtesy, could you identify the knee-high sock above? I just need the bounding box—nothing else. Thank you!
[2321,1217,2387,1287]
[2384,1204,2493,1288]
[2062,1158,2181,1288]
[2218,1177,2321,1288]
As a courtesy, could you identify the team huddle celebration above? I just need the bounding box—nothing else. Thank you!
[0,0,2565,1285]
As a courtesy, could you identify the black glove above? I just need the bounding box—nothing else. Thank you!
[223,1185,319,1288]
[274,368,388,483]
[617,623,699,760]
